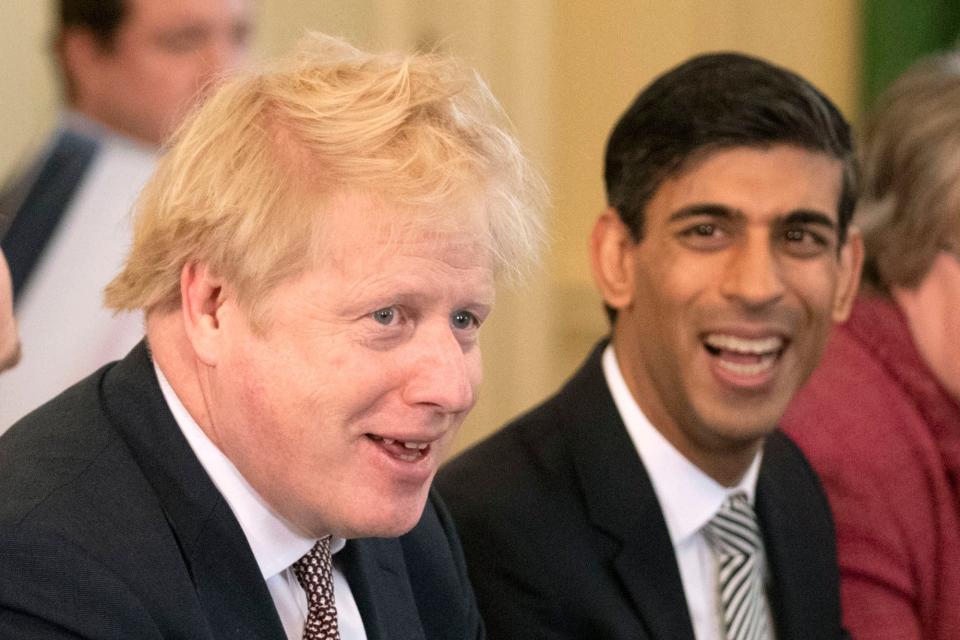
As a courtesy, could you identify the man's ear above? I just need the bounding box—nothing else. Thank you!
[180,262,227,366]
[590,208,637,312]
[831,226,864,323]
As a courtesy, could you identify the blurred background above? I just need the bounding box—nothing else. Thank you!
[1,0,956,453]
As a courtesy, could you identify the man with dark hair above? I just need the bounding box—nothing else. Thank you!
[439,52,862,640]
[0,0,252,429]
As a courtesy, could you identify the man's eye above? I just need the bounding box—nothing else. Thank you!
[677,221,728,250]
[783,227,831,256]
[372,308,396,325]
[451,310,478,330]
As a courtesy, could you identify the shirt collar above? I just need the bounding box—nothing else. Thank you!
[61,109,158,154]
[153,362,345,579]
[601,344,762,547]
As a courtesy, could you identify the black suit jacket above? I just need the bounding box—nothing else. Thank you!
[0,342,482,640]
[437,342,845,640]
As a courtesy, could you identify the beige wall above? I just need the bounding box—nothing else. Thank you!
[0,2,60,180]
[0,1,860,453]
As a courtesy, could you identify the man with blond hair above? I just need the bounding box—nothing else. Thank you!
[0,33,544,639]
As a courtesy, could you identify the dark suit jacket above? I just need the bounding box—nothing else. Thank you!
[437,342,845,640]
[0,342,482,640]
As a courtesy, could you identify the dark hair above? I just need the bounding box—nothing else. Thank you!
[54,0,129,102]
[604,52,857,245]
[59,0,128,49]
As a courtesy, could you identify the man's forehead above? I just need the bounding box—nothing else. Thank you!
[125,0,248,29]
[317,189,489,243]
[650,144,844,221]
[674,143,842,181]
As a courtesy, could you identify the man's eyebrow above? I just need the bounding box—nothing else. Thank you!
[667,204,738,223]
[783,210,837,230]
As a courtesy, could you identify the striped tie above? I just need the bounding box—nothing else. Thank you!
[704,493,771,640]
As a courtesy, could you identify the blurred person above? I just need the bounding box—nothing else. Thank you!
[0,251,19,373]
[439,53,862,640]
[783,52,960,640]
[0,32,544,639]
[0,0,252,429]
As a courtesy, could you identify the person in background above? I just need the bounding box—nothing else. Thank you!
[0,32,544,639]
[0,251,19,374]
[439,52,862,640]
[782,51,960,640]
[0,0,252,429]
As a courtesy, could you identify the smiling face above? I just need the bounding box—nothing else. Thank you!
[592,145,861,483]
[196,192,495,538]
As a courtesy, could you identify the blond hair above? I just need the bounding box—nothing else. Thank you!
[857,51,960,291]
[105,33,545,326]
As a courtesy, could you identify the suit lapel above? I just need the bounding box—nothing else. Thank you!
[100,342,286,640]
[756,432,840,640]
[339,537,426,640]
[561,343,696,640]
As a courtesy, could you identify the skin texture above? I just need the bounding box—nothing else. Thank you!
[592,145,862,485]
[151,191,495,539]
[0,252,19,373]
[893,251,960,400]
[63,0,252,146]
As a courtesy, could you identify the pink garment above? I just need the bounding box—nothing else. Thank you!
[783,295,960,640]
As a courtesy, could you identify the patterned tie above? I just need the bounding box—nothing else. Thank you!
[292,536,340,640]
[703,493,771,640]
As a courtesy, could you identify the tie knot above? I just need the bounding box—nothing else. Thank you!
[292,536,340,640]
[293,536,333,592]
[705,493,762,558]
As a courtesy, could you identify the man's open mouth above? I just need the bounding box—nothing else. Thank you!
[367,434,432,462]
[702,333,786,376]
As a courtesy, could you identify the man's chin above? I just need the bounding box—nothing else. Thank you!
[328,492,432,540]
[0,340,21,374]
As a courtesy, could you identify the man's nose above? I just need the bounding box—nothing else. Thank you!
[402,325,477,414]
[719,235,786,309]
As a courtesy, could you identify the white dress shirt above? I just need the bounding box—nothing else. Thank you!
[155,364,368,640]
[0,113,150,430]
[602,345,775,640]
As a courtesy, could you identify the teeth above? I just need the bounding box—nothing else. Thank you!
[717,353,778,375]
[369,435,429,450]
[704,333,783,354]
[396,453,420,462]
